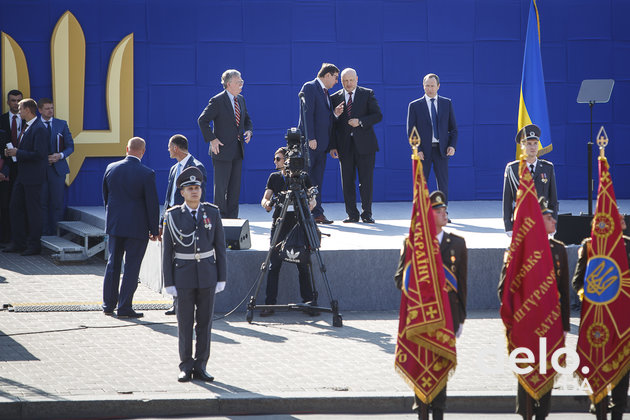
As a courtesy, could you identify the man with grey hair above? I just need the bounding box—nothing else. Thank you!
[198,69,253,219]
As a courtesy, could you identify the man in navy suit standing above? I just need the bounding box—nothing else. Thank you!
[161,133,206,316]
[406,73,458,203]
[102,137,160,318]
[299,63,344,224]
[198,69,253,219]
[37,98,74,235]
[3,98,48,255]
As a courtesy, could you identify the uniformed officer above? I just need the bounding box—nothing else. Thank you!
[573,214,630,420]
[503,124,558,234]
[394,190,468,420]
[162,166,227,383]
[498,197,570,420]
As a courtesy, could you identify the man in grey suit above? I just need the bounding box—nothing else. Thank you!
[38,98,74,235]
[198,69,253,219]
[502,123,558,234]
[162,166,227,383]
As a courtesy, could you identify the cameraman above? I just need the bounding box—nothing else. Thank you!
[260,147,317,316]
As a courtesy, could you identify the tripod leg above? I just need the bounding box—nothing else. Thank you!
[307,261,318,305]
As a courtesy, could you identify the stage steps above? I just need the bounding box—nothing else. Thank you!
[41,221,108,262]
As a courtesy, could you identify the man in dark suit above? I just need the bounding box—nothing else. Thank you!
[102,137,160,318]
[198,69,252,219]
[161,133,207,316]
[162,167,227,383]
[502,124,558,234]
[406,73,458,203]
[299,63,344,224]
[330,68,383,223]
[3,98,48,255]
[394,190,467,420]
[37,98,74,235]
[0,89,24,243]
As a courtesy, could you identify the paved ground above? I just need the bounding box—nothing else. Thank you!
[0,248,599,419]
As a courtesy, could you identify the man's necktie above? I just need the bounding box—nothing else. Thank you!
[11,115,17,143]
[430,98,439,139]
[530,164,535,177]
[346,91,353,117]
[234,96,241,126]
[324,88,330,108]
[191,210,197,222]
[17,124,26,146]
[46,121,52,152]
[170,163,182,206]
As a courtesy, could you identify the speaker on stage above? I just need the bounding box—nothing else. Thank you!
[222,219,251,250]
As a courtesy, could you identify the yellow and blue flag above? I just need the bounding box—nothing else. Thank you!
[517,0,552,157]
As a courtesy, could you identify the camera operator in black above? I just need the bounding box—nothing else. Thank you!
[260,147,317,316]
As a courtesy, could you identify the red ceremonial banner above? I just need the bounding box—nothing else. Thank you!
[500,158,565,400]
[395,157,456,404]
[576,156,630,404]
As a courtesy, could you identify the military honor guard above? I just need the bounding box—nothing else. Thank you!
[395,190,467,420]
[162,167,227,383]
[503,124,558,234]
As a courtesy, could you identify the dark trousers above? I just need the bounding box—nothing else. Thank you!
[265,215,313,305]
[595,371,629,419]
[212,158,242,219]
[516,383,551,419]
[339,144,375,219]
[413,387,446,419]
[307,149,327,217]
[10,181,43,251]
[41,169,66,235]
[102,235,149,314]
[424,144,449,203]
[176,286,215,372]
[0,179,11,242]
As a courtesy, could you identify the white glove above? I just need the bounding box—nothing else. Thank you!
[456,323,463,338]
[215,282,226,294]
[506,231,513,237]
[164,286,177,297]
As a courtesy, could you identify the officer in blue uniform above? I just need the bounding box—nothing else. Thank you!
[162,166,227,383]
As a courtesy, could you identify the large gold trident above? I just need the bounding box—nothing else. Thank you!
[409,126,421,159]
[1,11,134,185]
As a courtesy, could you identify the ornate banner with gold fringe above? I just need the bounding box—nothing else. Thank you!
[395,154,456,404]
[500,157,565,400]
[576,151,630,404]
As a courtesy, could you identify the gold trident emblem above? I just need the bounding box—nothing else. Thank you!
[409,126,421,159]
[2,11,134,185]
[586,261,618,296]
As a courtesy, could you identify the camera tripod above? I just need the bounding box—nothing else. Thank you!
[246,185,343,327]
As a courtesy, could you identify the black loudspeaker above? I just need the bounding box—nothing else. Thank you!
[223,219,251,250]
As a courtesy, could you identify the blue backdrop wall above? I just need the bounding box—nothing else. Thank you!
[1,0,629,206]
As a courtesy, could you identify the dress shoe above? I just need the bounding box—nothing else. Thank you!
[2,246,25,253]
[192,369,214,382]
[103,310,115,316]
[343,217,359,223]
[117,310,144,319]
[20,248,41,256]
[260,309,275,317]
[178,370,192,382]
[361,216,375,224]
[314,215,333,224]
[304,301,320,317]
[164,306,176,315]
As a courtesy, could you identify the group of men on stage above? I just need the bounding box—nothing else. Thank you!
[0,90,74,255]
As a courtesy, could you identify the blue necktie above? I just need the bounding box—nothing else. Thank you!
[430,98,439,140]
[170,163,182,206]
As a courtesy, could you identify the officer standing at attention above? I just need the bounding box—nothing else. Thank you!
[162,167,227,383]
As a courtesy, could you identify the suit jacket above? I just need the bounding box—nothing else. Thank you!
[42,117,74,176]
[394,231,468,328]
[15,118,48,185]
[0,113,21,180]
[406,95,458,157]
[198,90,253,161]
[502,159,558,231]
[102,156,160,240]
[330,86,383,156]
[0,128,9,177]
[499,238,571,332]
[161,155,207,223]
[298,78,334,152]
[162,202,227,289]
[0,112,22,141]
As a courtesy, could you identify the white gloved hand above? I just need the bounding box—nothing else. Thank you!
[456,323,463,338]
[164,286,177,297]
[215,282,226,294]
[506,231,513,237]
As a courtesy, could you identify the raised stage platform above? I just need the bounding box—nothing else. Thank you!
[67,200,630,314]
